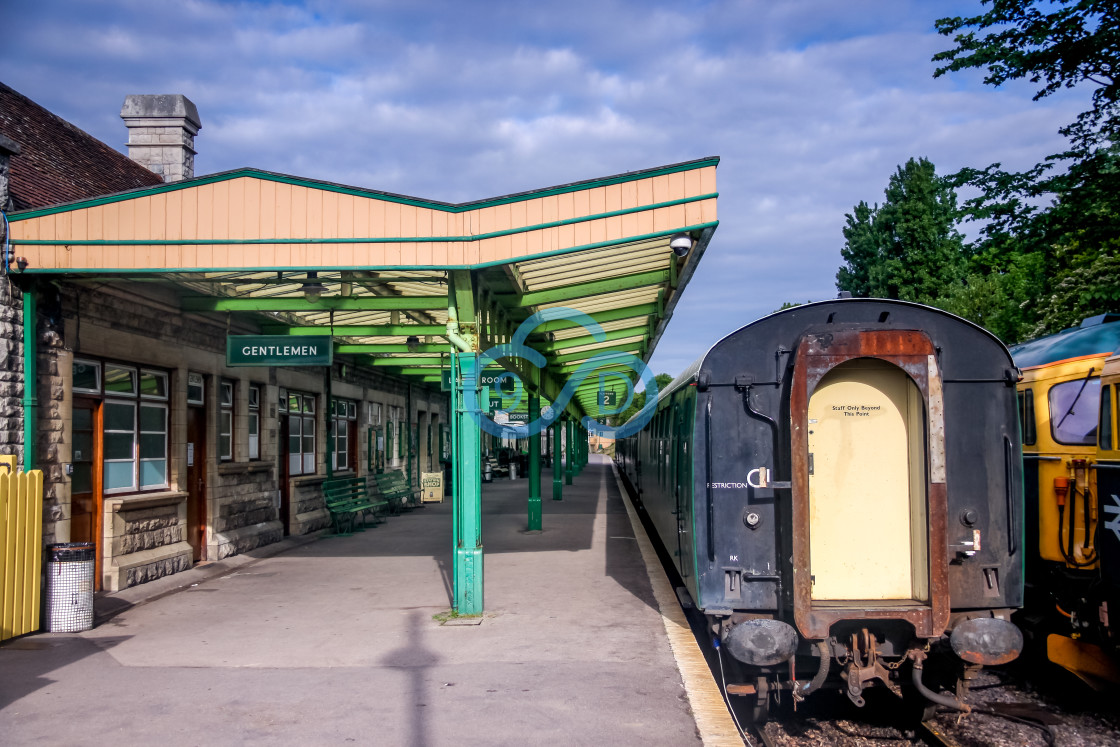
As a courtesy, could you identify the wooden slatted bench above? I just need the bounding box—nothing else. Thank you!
[373,470,420,515]
[323,475,386,534]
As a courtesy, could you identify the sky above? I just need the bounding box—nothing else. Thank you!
[1,0,1090,377]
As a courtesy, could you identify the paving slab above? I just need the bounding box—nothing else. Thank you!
[0,456,710,745]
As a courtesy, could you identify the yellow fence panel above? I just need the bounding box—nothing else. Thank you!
[1,469,45,642]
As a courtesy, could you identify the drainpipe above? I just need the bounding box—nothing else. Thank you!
[446,307,473,353]
[22,286,37,470]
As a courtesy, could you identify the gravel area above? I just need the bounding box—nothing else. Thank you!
[754,667,1119,747]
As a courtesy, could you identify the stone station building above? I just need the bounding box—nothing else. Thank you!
[1,82,718,612]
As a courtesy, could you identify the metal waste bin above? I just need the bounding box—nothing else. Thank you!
[46,542,95,632]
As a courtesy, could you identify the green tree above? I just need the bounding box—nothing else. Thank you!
[616,372,674,425]
[837,201,879,298]
[933,1,1120,338]
[836,158,966,304]
[934,1,1119,157]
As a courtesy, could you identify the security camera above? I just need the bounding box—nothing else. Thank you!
[669,233,693,257]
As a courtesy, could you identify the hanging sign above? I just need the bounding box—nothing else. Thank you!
[227,336,333,367]
[598,390,618,407]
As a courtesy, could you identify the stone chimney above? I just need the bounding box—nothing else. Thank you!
[120,94,201,182]
[0,133,20,210]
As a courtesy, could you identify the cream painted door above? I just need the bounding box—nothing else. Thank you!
[807,359,924,601]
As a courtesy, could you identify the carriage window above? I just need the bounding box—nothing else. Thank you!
[1017,389,1036,446]
[1101,384,1113,451]
[1049,377,1101,445]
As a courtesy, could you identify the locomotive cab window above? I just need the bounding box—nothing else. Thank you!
[1017,389,1036,446]
[1101,384,1113,450]
[1048,376,1101,445]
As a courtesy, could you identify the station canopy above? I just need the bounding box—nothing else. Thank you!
[8,157,719,421]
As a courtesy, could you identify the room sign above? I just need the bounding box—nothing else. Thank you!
[227,335,333,367]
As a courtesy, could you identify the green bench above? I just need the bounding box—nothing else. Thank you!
[373,470,420,514]
[323,475,387,534]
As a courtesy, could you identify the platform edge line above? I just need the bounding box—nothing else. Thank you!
[611,462,744,747]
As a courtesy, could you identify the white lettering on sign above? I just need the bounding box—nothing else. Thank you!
[241,344,320,357]
[1105,493,1120,543]
[707,482,751,489]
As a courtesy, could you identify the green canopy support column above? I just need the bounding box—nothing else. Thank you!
[406,384,413,491]
[552,420,563,501]
[22,286,37,471]
[325,366,334,479]
[564,419,574,485]
[452,350,483,615]
[528,392,541,531]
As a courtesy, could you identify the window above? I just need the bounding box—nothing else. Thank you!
[73,358,101,393]
[1049,377,1101,445]
[1101,384,1114,451]
[368,402,381,427]
[332,398,357,471]
[248,385,261,459]
[187,372,205,405]
[1018,389,1036,446]
[71,359,169,494]
[219,380,234,461]
[287,391,316,475]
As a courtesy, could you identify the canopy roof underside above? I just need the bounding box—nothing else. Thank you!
[9,158,719,421]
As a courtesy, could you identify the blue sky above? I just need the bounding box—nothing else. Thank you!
[1,0,1088,376]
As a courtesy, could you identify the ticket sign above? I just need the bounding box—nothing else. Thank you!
[227,335,333,367]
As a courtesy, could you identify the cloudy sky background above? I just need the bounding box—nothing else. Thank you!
[1,0,1089,376]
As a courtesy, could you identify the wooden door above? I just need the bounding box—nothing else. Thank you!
[186,406,207,562]
[807,359,926,601]
[70,398,103,589]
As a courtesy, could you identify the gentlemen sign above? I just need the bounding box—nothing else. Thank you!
[227,335,333,367]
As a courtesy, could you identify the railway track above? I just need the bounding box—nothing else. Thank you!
[619,463,1114,747]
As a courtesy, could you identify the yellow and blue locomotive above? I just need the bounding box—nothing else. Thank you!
[1010,313,1120,688]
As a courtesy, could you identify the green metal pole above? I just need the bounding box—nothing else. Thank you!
[552,420,563,501]
[406,384,413,492]
[528,393,541,531]
[22,287,37,471]
[325,366,334,479]
[565,419,574,485]
[449,354,460,608]
[454,352,484,615]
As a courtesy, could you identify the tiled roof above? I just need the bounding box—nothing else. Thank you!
[0,81,163,211]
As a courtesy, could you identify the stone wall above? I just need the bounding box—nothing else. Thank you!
[0,281,22,468]
[213,464,283,559]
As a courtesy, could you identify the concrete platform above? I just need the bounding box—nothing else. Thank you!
[0,456,736,745]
